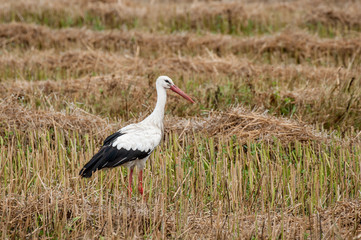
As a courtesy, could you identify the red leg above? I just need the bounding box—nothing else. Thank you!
[128,168,134,197]
[138,170,143,195]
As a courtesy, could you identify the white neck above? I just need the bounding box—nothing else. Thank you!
[143,83,167,125]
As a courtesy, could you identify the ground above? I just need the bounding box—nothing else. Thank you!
[0,0,361,239]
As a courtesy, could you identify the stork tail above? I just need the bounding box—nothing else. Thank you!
[79,150,104,178]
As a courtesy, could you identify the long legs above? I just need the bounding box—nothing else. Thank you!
[128,168,134,197]
[138,170,143,195]
[128,168,144,196]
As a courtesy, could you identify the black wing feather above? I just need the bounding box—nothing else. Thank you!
[79,131,151,178]
[103,131,123,145]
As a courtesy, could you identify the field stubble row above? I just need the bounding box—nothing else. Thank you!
[1,95,336,145]
[1,23,361,68]
[1,49,360,84]
[1,126,360,239]
[1,51,360,131]
[1,0,361,37]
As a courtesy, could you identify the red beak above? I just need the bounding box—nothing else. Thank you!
[170,85,195,103]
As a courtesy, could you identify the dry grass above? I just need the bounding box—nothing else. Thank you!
[1,23,361,67]
[1,0,361,36]
[1,56,359,130]
[2,189,361,239]
[237,200,361,239]
[1,1,361,239]
[1,124,360,239]
[306,5,361,31]
[0,50,130,80]
[0,96,111,135]
[2,93,360,146]
[169,108,326,143]
[1,49,360,83]
[1,95,334,144]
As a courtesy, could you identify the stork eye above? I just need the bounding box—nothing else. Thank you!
[165,80,170,84]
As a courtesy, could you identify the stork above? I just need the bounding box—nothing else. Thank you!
[79,76,195,196]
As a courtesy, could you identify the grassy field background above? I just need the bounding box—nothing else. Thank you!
[1,0,361,239]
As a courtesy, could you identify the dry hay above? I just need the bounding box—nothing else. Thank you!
[0,96,112,135]
[0,0,143,22]
[178,2,246,24]
[0,94,333,144]
[306,4,361,30]
[236,200,361,239]
[0,74,144,99]
[2,187,361,239]
[152,55,359,90]
[0,50,120,76]
[2,0,361,34]
[174,1,300,32]
[1,67,359,141]
[1,49,358,89]
[1,23,361,63]
[0,189,169,239]
[2,52,359,117]
[168,108,327,143]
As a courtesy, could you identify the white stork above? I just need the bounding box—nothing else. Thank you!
[79,76,195,195]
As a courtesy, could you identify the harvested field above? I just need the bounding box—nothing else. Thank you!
[1,96,332,144]
[1,0,361,239]
[1,23,361,67]
[1,61,359,131]
[0,96,111,135]
[1,0,361,36]
[1,49,360,82]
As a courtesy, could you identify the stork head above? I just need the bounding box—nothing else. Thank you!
[156,76,195,103]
